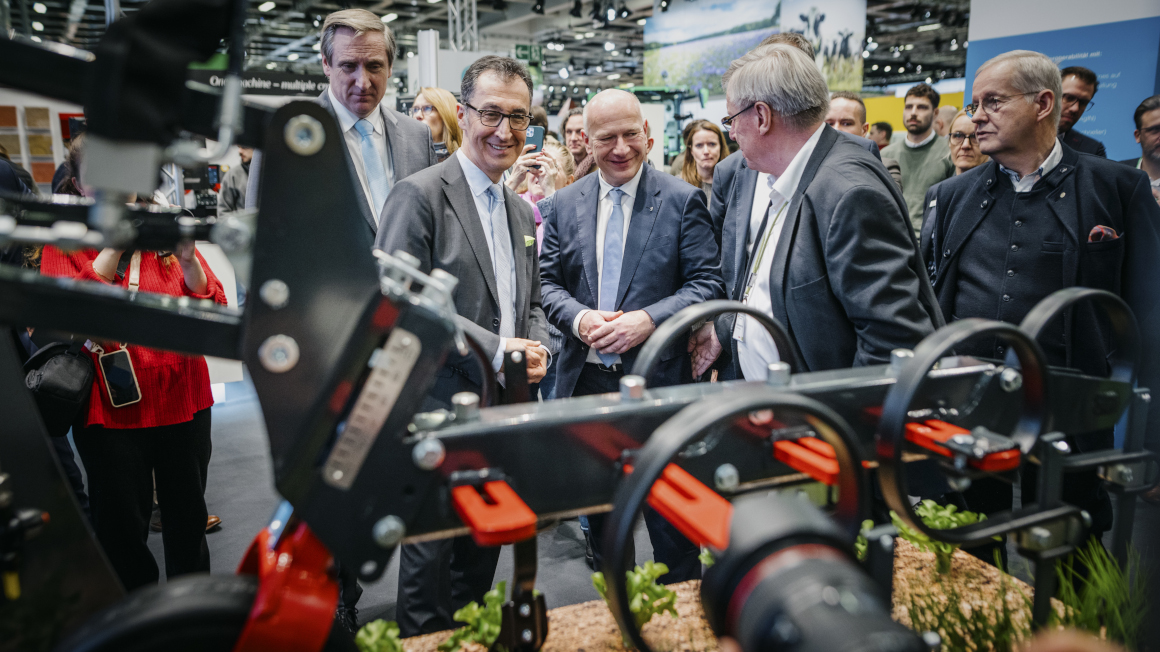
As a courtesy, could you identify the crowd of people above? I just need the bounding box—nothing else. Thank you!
[2,4,1159,641]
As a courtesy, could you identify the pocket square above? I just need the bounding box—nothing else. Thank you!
[1088,225,1119,242]
[524,235,536,247]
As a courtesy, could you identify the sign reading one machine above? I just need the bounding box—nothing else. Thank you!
[187,70,330,97]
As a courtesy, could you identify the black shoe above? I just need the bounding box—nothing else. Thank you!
[584,534,596,572]
[336,605,359,633]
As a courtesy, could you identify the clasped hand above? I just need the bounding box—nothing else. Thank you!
[579,309,655,356]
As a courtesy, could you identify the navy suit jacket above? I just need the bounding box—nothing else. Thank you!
[1060,129,1107,158]
[539,163,724,397]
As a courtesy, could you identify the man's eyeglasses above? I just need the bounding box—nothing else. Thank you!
[1140,125,1160,137]
[464,102,531,130]
[410,105,436,117]
[949,131,978,145]
[965,92,1038,117]
[1061,93,1095,112]
[721,104,756,132]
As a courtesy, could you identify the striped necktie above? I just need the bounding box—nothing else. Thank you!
[354,118,391,214]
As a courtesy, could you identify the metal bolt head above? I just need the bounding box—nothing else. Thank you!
[1109,464,1134,485]
[890,348,914,374]
[922,631,942,650]
[412,438,446,471]
[999,367,1023,392]
[284,114,326,156]
[521,629,534,643]
[372,515,406,548]
[947,476,972,492]
[258,334,300,373]
[950,434,975,446]
[452,392,480,421]
[511,350,523,364]
[259,279,290,310]
[1029,526,1052,547]
[765,362,791,386]
[714,463,740,491]
[620,375,646,400]
[1052,440,1071,454]
[519,603,532,617]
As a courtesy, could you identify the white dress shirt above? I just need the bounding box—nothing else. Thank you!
[458,149,520,371]
[329,87,395,217]
[1000,139,1063,193]
[904,129,938,149]
[736,123,826,380]
[572,164,645,365]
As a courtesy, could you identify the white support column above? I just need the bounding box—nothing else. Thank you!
[416,29,440,88]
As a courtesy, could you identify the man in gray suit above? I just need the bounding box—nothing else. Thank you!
[246,9,436,247]
[690,43,942,380]
[375,56,549,637]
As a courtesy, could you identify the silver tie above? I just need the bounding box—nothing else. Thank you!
[487,185,515,338]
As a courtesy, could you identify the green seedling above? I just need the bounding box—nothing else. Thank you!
[593,561,679,646]
[437,581,506,652]
[355,619,403,652]
[892,501,995,574]
[698,548,715,567]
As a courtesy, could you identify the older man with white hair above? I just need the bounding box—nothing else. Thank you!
[690,43,941,381]
[921,50,1160,564]
[539,88,723,581]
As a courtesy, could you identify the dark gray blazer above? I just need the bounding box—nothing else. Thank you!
[538,163,724,397]
[374,155,550,404]
[713,125,943,376]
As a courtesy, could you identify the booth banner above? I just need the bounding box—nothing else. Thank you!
[964,0,1160,161]
[187,70,331,97]
[643,0,865,95]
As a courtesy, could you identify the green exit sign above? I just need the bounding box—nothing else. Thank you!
[515,44,543,64]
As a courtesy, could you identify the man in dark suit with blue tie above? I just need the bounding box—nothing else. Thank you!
[539,89,724,582]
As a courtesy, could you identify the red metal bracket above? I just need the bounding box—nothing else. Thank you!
[773,439,840,485]
[451,480,538,547]
[905,420,1021,472]
[232,521,339,652]
[631,464,732,551]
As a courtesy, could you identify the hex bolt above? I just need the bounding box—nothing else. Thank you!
[1109,464,1134,485]
[715,463,740,492]
[372,515,406,548]
[259,279,290,310]
[452,392,480,421]
[1080,510,1092,528]
[765,362,791,387]
[521,629,534,643]
[258,334,300,373]
[947,476,972,492]
[519,603,532,617]
[283,114,326,156]
[890,348,914,374]
[1029,526,1052,548]
[511,350,524,364]
[999,367,1023,393]
[950,434,975,446]
[620,375,646,400]
[412,438,446,471]
[1052,440,1071,454]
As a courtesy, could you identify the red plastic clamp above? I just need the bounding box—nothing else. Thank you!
[637,464,732,551]
[451,480,538,547]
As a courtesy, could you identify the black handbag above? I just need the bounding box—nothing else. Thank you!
[23,341,95,437]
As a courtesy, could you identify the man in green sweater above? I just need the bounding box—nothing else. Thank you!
[882,83,954,234]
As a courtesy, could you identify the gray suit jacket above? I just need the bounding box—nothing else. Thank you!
[375,155,550,403]
[714,125,943,375]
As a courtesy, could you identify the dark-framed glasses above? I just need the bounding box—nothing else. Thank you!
[721,104,756,132]
[1061,93,1095,111]
[411,105,436,117]
[464,102,532,130]
[949,131,978,145]
[965,91,1038,117]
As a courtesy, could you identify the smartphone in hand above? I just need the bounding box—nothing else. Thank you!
[525,125,545,168]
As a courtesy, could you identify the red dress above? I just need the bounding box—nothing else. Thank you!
[40,246,229,429]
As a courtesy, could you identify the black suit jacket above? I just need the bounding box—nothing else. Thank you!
[1060,129,1107,158]
[920,145,1160,452]
[375,155,550,406]
[538,163,724,396]
[714,125,943,376]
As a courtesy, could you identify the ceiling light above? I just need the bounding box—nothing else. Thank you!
[382,13,398,22]
[559,67,569,78]
[287,53,299,61]
[607,73,620,80]
[312,42,320,50]
[611,50,618,56]
[428,0,442,3]
[407,51,415,58]
[266,62,276,69]
[904,44,914,50]
[618,3,631,19]
[585,31,594,37]
[31,21,44,31]
[258,1,275,12]
[30,35,41,42]
[926,77,933,83]
[636,18,646,25]
[574,34,584,40]
[917,23,942,32]
[871,64,878,70]
[659,0,669,11]
[862,50,868,58]
[624,46,633,55]
[604,41,614,51]
[595,65,602,72]
[884,65,891,72]
[549,86,555,92]
[532,0,544,13]
[585,87,591,93]
[570,0,583,18]
[606,4,616,22]
[33,2,46,13]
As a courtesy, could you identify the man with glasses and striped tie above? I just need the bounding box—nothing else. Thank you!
[375,55,551,637]
[538,89,724,583]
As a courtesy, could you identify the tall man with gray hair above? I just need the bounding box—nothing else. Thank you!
[921,50,1160,562]
[690,43,940,381]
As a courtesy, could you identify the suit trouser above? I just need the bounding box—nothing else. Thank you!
[73,408,212,592]
[574,363,701,584]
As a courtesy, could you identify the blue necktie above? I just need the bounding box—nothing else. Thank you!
[354,119,391,214]
[597,187,625,367]
[487,185,515,339]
